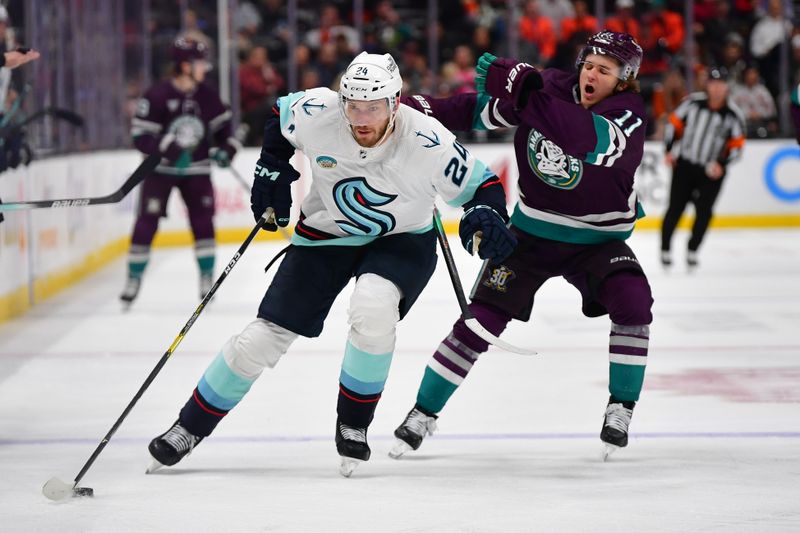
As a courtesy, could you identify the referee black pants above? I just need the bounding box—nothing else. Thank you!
[661,158,725,253]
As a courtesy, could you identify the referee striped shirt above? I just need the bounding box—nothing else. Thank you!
[665,92,746,167]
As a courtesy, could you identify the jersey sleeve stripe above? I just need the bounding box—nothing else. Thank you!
[208,110,233,132]
[585,114,628,167]
[446,159,492,207]
[478,97,514,130]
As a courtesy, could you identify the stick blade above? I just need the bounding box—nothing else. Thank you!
[42,477,94,501]
[464,318,537,355]
[42,477,75,501]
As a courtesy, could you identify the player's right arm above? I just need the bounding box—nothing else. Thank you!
[250,94,303,229]
[401,92,515,132]
[130,88,165,157]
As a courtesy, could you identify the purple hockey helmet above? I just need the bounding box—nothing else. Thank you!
[171,37,208,65]
[576,31,643,80]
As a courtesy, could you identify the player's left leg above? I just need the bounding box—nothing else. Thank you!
[687,176,724,270]
[179,176,216,299]
[334,231,437,475]
[596,269,653,458]
[566,240,653,458]
[121,175,174,308]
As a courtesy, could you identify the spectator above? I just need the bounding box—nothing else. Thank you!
[718,33,747,85]
[518,0,557,66]
[305,3,359,55]
[749,0,792,99]
[559,0,597,44]
[371,0,415,51]
[698,0,739,67]
[730,65,777,138]
[233,2,263,55]
[316,42,346,89]
[638,1,684,79]
[537,0,575,40]
[605,0,641,44]
[450,44,477,95]
[239,46,285,146]
[178,9,215,67]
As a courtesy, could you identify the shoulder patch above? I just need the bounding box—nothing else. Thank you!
[414,129,441,148]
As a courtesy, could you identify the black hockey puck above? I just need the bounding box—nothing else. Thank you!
[74,486,94,497]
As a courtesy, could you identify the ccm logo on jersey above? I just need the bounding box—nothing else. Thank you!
[255,164,281,181]
[506,63,533,95]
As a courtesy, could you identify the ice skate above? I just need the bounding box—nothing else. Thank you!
[119,277,142,310]
[660,250,672,269]
[687,251,699,272]
[600,396,635,461]
[199,273,214,301]
[335,420,370,477]
[146,420,203,473]
[389,406,438,459]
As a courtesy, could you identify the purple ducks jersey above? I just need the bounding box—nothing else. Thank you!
[403,69,647,244]
[130,81,236,176]
[792,82,800,145]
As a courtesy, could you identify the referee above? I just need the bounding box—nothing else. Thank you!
[660,66,746,270]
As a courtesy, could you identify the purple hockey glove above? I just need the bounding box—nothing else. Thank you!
[459,205,517,264]
[475,52,543,109]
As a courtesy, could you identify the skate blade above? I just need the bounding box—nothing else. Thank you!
[388,440,413,459]
[145,459,165,474]
[602,443,620,462]
[339,457,363,478]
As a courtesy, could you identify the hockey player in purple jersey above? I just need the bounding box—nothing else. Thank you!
[392,31,654,460]
[791,82,800,145]
[120,38,239,308]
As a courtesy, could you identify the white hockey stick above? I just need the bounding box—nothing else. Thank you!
[433,207,535,356]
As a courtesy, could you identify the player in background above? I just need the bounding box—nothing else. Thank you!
[660,67,746,271]
[392,31,653,460]
[0,8,40,223]
[120,37,240,308]
[793,80,800,143]
[146,52,516,477]
[0,47,39,69]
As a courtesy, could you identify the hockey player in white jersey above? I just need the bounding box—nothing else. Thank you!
[147,52,517,477]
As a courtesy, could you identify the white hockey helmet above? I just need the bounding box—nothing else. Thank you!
[339,52,403,104]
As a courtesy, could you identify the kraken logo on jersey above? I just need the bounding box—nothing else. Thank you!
[168,115,205,149]
[527,129,582,190]
[333,178,397,236]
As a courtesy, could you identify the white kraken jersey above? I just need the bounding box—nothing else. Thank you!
[277,88,494,246]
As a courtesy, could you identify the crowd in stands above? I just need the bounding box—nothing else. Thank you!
[147,0,798,145]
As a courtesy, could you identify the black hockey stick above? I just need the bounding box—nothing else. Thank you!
[0,107,84,141]
[42,208,277,501]
[0,153,160,212]
[432,207,535,355]
[18,107,84,129]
